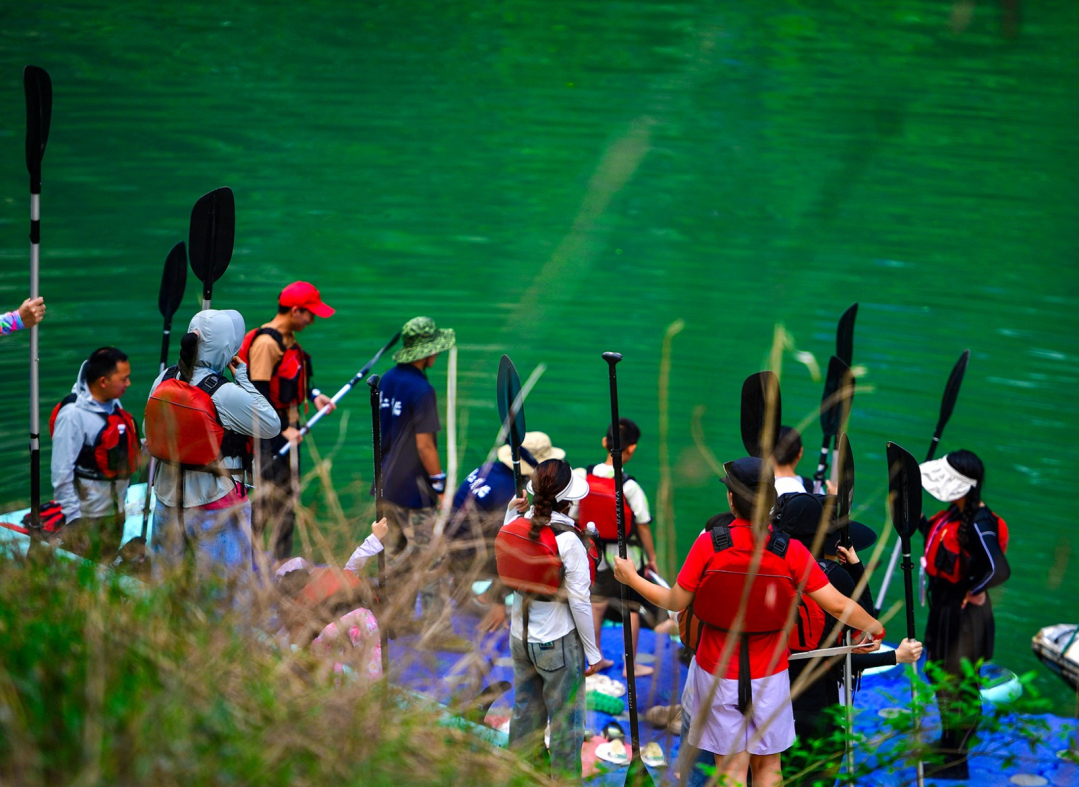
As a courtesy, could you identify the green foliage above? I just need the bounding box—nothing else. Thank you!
[0,552,543,787]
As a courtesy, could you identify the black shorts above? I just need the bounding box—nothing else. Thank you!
[591,567,644,611]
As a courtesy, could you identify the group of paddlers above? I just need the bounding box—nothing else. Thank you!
[22,282,1012,787]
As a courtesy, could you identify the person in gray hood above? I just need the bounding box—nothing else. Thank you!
[50,346,138,557]
[146,309,280,587]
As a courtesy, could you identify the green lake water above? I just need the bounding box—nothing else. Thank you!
[1,1,1076,712]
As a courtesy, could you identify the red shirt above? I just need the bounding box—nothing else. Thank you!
[677,519,829,679]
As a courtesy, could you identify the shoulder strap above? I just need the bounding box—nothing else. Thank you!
[195,372,228,397]
[710,522,733,553]
[254,326,286,351]
[767,531,789,558]
[163,365,180,381]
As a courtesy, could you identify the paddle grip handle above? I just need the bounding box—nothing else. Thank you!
[901,542,917,640]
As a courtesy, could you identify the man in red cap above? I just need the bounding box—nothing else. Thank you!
[239,281,335,559]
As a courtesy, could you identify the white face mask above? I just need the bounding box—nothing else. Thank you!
[920,457,978,502]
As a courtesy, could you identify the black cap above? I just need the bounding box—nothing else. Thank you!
[773,492,877,555]
[721,457,774,497]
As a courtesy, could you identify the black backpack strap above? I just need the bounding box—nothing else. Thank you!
[711,522,733,553]
[767,531,789,558]
[162,365,180,381]
[737,637,753,714]
[195,372,228,397]
[253,326,286,352]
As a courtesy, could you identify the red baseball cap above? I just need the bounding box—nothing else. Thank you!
[279,281,335,318]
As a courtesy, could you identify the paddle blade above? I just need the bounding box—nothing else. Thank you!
[935,349,970,436]
[188,187,236,299]
[836,433,855,521]
[23,66,52,190]
[886,442,922,540]
[158,241,188,320]
[625,753,657,787]
[496,355,525,445]
[740,371,781,458]
[819,356,853,439]
[836,302,858,367]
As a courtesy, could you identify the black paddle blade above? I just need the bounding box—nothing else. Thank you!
[836,302,858,367]
[625,754,657,787]
[24,66,52,191]
[886,442,922,540]
[158,241,188,320]
[496,355,526,445]
[740,371,781,458]
[935,349,970,436]
[836,433,855,521]
[188,187,236,299]
[819,355,853,439]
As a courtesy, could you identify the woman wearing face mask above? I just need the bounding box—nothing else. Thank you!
[919,449,1010,781]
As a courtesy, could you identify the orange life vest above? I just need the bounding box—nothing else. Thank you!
[575,469,635,542]
[238,327,310,411]
[495,516,598,598]
[692,518,798,634]
[144,368,251,471]
[49,394,140,481]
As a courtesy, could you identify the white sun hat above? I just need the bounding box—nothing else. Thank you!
[920,456,978,502]
[526,471,589,502]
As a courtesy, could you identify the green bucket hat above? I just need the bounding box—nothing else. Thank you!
[393,316,456,363]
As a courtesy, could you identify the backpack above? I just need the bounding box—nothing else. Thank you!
[144,367,251,470]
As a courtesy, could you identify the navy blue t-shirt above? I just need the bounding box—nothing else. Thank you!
[378,363,441,509]
[451,461,517,514]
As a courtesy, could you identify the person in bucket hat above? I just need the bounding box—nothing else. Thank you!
[239,281,336,559]
[377,316,456,628]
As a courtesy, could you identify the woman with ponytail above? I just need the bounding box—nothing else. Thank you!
[919,449,1011,780]
[500,458,603,778]
[145,310,280,595]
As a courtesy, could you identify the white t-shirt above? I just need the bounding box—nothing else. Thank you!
[505,509,604,667]
[570,463,652,570]
[774,475,808,496]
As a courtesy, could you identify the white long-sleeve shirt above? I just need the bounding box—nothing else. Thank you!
[344,534,384,574]
[504,507,603,666]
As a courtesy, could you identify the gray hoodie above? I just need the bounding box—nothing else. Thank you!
[51,361,131,521]
[149,309,281,507]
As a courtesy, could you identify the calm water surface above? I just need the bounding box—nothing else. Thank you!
[0,1,1076,711]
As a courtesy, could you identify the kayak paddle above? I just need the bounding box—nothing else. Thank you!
[367,373,391,665]
[602,352,656,787]
[496,355,526,494]
[877,349,970,603]
[24,65,52,541]
[740,371,781,459]
[812,355,853,493]
[138,241,188,541]
[188,187,235,309]
[836,302,858,368]
[277,331,401,457]
[886,441,925,787]
[835,432,856,783]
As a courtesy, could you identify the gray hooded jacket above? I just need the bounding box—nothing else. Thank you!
[51,361,132,521]
[149,309,281,507]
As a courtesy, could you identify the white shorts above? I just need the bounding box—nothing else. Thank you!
[681,659,795,756]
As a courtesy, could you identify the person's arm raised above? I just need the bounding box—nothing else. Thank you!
[612,555,695,612]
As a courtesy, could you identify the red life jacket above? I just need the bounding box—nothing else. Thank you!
[575,468,635,542]
[495,516,598,598]
[788,594,827,653]
[144,367,252,470]
[692,518,798,634]
[238,327,310,411]
[49,394,140,481]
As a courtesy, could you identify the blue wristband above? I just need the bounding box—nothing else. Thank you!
[428,473,447,493]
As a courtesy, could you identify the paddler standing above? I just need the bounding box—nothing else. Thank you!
[49,346,140,559]
[919,450,1010,780]
[239,281,336,559]
[376,316,455,627]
